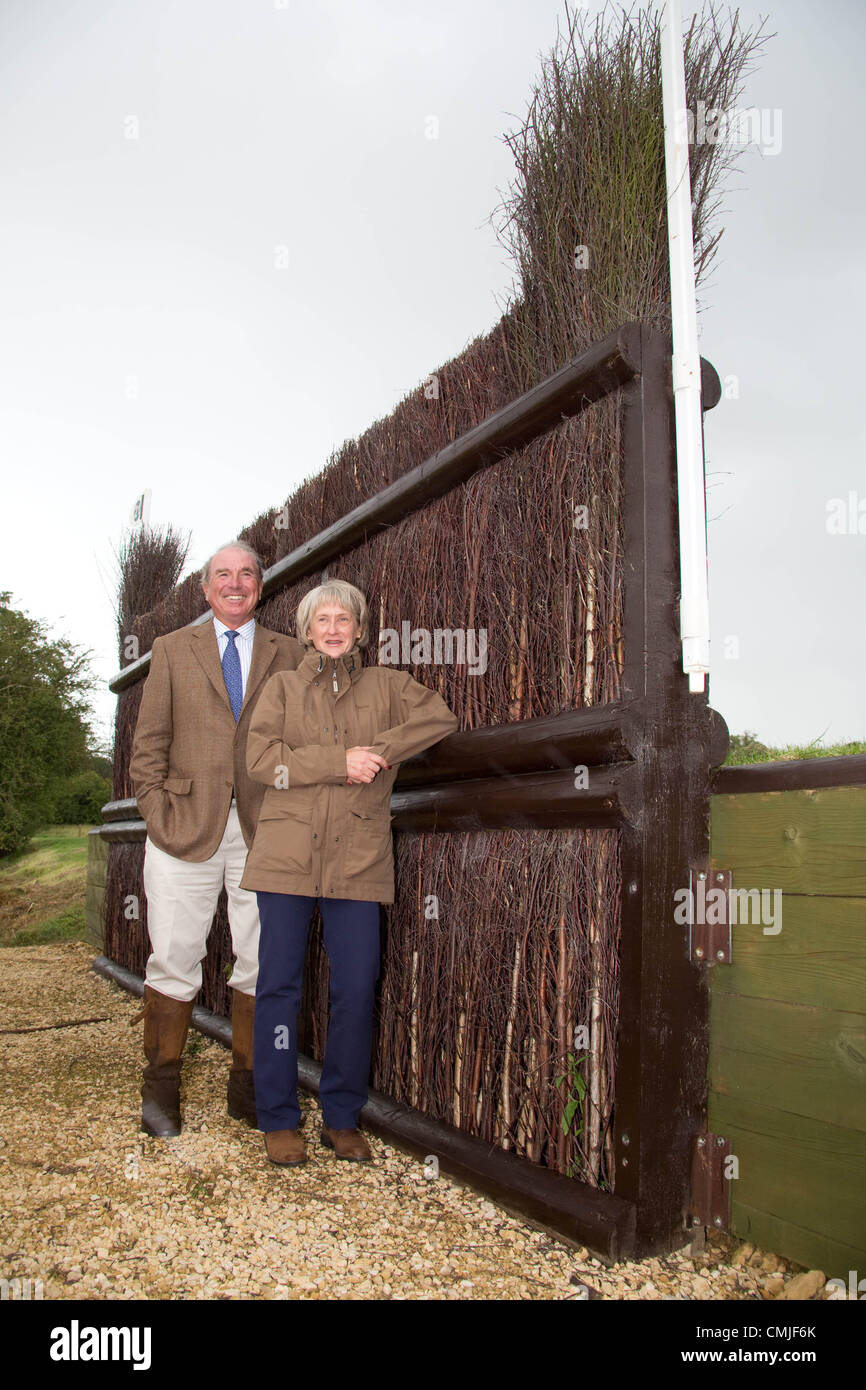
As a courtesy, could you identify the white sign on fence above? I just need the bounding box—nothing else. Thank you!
[130,489,152,526]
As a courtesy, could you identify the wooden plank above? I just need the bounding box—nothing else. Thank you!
[708,894,866,1011]
[711,786,866,896]
[708,1092,866,1256]
[730,1199,866,1282]
[85,830,108,952]
[709,992,866,1133]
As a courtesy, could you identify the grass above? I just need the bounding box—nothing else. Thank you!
[724,733,866,766]
[0,824,90,947]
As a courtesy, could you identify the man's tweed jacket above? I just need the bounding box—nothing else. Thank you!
[130,622,304,862]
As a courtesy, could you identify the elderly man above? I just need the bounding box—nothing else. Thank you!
[130,541,302,1137]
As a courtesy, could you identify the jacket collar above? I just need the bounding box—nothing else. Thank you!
[191,619,278,718]
[298,643,365,691]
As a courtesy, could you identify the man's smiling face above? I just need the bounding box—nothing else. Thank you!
[202,547,263,629]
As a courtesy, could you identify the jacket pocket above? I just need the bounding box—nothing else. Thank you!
[344,810,392,880]
[257,787,314,821]
[250,804,312,877]
[163,776,192,795]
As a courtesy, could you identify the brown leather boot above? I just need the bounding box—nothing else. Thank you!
[320,1126,372,1162]
[264,1130,306,1166]
[139,985,194,1137]
[226,989,257,1127]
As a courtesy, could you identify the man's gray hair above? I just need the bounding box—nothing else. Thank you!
[200,541,264,586]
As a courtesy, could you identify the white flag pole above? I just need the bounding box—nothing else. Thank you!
[659,0,710,693]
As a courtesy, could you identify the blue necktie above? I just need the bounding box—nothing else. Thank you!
[222,630,243,722]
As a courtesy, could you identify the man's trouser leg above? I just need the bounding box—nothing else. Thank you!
[140,805,261,1131]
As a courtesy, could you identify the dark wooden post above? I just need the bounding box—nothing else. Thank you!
[614,325,725,1255]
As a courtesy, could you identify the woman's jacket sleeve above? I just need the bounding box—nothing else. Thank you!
[366,670,459,767]
[246,672,348,788]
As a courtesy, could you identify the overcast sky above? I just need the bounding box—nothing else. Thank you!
[1,0,863,751]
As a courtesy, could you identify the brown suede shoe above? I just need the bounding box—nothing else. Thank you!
[320,1126,372,1162]
[264,1130,306,1167]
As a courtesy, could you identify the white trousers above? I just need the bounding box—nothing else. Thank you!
[143,803,260,1003]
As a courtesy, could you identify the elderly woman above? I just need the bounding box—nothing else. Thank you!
[240,580,458,1166]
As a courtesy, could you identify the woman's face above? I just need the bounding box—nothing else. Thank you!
[306,602,361,658]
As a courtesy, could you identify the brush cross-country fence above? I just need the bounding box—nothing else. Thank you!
[93,321,729,1260]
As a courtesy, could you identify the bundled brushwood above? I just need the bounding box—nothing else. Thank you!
[103,842,147,977]
[112,526,190,801]
[112,683,143,804]
[494,1,769,380]
[114,525,190,659]
[376,827,622,1181]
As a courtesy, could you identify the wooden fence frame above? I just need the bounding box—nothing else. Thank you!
[97,321,729,1259]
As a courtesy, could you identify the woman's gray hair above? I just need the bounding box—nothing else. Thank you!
[200,541,264,586]
[297,580,369,648]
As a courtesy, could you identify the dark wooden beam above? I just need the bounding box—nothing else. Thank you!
[101,798,141,822]
[98,821,147,844]
[397,703,635,786]
[391,765,638,832]
[714,754,866,794]
[98,763,640,842]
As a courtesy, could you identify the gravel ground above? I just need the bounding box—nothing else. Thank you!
[0,943,831,1302]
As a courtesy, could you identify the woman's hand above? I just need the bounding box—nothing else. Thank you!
[345,746,390,785]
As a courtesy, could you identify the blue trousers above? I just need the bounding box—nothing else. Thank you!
[254,893,381,1132]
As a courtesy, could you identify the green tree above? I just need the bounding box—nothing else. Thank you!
[0,593,100,855]
[51,768,111,824]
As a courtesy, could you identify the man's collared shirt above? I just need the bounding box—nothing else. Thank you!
[213,616,256,703]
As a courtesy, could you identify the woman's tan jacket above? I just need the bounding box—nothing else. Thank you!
[239,644,459,903]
